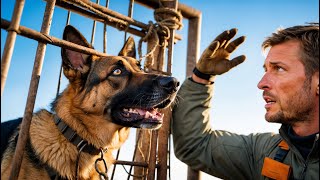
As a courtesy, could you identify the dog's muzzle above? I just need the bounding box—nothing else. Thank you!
[110,76,179,129]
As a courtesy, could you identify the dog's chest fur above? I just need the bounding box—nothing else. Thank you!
[1,110,129,180]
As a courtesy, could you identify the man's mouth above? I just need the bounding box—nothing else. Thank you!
[264,96,276,109]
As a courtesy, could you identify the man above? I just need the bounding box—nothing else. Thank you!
[172,23,319,179]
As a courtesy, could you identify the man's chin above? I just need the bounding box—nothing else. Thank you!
[265,111,284,123]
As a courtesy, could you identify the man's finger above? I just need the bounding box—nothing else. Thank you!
[229,55,246,69]
[221,28,238,48]
[202,41,219,58]
[220,40,227,48]
[225,36,246,53]
[213,30,231,44]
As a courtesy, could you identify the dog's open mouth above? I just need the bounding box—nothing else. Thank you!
[111,97,173,129]
[114,107,163,129]
[120,108,164,124]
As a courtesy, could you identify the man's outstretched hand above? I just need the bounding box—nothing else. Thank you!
[195,28,246,78]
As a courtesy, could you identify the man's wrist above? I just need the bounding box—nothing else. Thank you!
[193,67,213,80]
[191,74,215,85]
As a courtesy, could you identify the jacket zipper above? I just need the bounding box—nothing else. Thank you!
[299,134,318,180]
[299,163,307,180]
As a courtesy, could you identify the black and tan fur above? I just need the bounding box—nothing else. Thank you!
[1,25,179,179]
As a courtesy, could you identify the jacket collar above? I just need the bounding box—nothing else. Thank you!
[279,124,319,161]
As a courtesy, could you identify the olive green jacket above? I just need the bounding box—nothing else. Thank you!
[172,79,319,180]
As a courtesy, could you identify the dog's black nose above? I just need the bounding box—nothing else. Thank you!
[158,76,180,93]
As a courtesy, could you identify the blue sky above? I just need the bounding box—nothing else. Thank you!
[1,0,319,179]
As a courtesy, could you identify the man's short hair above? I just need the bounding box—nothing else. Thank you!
[262,23,319,78]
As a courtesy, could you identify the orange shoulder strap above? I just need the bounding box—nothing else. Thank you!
[261,157,292,180]
[261,140,292,180]
[278,140,289,150]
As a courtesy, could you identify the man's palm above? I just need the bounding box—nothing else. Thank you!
[196,28,246,75]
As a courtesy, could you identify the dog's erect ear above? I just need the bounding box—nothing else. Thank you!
[61,25,93,78]
[118,36,136,58]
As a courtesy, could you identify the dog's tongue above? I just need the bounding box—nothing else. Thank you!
[124,108,164,120]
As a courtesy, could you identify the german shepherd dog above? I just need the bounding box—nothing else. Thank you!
[1,25,179,179]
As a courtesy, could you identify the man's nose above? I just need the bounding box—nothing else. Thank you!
[257,73,270,90]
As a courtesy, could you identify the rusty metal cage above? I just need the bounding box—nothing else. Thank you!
[1,0,202,179]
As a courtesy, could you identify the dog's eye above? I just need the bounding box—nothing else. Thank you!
[112,68,122,75]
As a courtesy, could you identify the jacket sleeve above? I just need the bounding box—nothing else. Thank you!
[171,78,276,179]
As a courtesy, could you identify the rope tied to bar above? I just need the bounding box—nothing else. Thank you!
[138,21,159,69]
[154,7,183,31]
[138,7,183,72]
[116,21,130,32]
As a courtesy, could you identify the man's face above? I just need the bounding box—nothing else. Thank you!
[258,40,316,124]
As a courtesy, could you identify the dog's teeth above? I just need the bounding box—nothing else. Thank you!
[150,109,156,115]
[136,109,144,115]
[145,111,151,118]
[124,108,129,112]
[129,108,136,113]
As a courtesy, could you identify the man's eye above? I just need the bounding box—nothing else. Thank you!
[112,69,122,75]
[275,66,285,72]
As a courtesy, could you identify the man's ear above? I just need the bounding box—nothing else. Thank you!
[312,72,319,95]
[61,25,93,81]
[118,36,136,58]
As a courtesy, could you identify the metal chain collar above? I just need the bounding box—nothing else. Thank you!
[95,148,109,180]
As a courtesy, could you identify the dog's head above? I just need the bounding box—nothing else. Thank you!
[60,25,179,129]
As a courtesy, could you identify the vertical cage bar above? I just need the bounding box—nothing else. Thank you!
[110,149,120,179]
[56,10,71,98]
[133,129,151,179]
[103,0,109,53]
[1,0,25,96]
[127,130,142,180]
[124,0,134,42]
[8,0,56,179]
[156,1,178,179]
[186,15,201,77]
[90,0,99,46]
[186,14,202,180]
[130,0,152,178]
[165,1,178,75]
[147,130,158,180]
